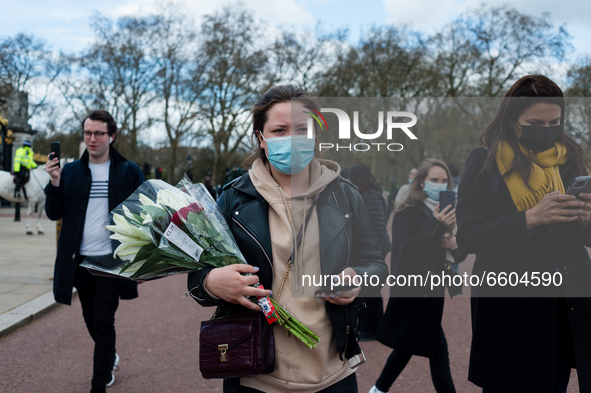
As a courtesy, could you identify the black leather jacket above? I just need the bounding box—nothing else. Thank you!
[187,173,388,361]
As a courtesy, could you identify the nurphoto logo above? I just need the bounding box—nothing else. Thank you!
[304,106,418,152]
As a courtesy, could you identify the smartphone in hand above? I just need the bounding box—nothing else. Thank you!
[439,190,456,212]
[49,141,60,168]
[314,285,359,295]
[566,176,591,198]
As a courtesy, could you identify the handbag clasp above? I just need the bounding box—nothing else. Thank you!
[218,344,228,362]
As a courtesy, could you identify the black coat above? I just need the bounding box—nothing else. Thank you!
[187,174,388,361]
[361,189,391,257]
[45,147,145,305]
[457,147,591,393]
[377,201,466,357]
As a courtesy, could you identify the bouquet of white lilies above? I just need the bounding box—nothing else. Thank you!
[81,176,244,280]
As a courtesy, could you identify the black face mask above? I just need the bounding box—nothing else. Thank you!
[518,123,562,153]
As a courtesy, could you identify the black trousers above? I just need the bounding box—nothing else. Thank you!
[74,263,119,393]
[14,169,28,197]
[232,372,358,393]
[376,325,456,393]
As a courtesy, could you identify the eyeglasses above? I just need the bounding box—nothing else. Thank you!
[82,131,108,140]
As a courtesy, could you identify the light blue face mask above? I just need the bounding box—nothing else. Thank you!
[260,133,316,175]
[423,180,448,201]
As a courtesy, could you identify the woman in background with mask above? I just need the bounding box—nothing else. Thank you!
[457,75,591,393]
[369,158,465,393]
[187,85,387,393]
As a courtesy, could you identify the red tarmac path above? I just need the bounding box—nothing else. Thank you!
[1,266,581,392]
[0,210,581,392]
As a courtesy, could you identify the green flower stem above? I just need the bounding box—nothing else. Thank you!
[281,323,316,349]
[288,318,320,342]
[285,320,316,346]
[268,298,319,347]
[270,298,319,342]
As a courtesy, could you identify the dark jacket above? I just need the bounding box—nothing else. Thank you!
[457,147,591,393]
[361,189,391,257]
[45,147,145,305]
[377,201,466,357]
[187,174,388,360]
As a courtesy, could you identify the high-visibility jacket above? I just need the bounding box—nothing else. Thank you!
[14,146,38,172]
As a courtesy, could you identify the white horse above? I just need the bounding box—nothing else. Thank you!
[0,166,51,235]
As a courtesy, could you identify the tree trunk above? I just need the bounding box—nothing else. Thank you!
[168,138,178,183]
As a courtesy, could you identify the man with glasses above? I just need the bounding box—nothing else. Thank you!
[44,110,144,392]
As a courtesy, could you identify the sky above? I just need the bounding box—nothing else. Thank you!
[2,0,591,58]
[3,0,591,134]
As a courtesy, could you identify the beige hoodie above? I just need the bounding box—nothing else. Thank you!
[241,158,355,393]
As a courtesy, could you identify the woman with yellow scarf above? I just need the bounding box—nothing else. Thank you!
[457,75,591,393]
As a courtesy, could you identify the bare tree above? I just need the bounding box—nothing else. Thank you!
[429,21,481,97]
[565,58,591,152]
[151,3,203,182]
[58,14,158,162]
[272,26,347,93]
[0,33,62,119]
[466,5,571,96]
[196,6,274,184]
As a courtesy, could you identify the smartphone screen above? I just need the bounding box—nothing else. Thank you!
[439,190,456,212]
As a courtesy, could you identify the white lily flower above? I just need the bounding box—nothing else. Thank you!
[122,205,142,225]
[113,240,150,261]
[106,212,155,262]
[156,188,191,211]
[139,193,163,209]
[113,239,150,254]
[106,213,152,242]
[140,212,153,225]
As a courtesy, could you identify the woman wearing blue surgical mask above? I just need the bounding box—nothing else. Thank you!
[187,85,388,393]
[369,158,466,393]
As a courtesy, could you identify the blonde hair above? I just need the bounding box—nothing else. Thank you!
[396,158,453,213]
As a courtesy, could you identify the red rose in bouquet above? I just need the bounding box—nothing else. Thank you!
[171,202,203,227]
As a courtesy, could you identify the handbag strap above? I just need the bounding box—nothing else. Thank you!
[275,260,291,301]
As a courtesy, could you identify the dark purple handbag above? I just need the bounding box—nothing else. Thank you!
[199,311,275,379]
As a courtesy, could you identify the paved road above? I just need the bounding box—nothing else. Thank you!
[1,271,580,393]
[0,208,581,392]
[0,214,56,314]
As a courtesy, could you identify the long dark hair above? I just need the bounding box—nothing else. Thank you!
[243,85,321,167]
[480,75,588,187]
[396,158,453,212]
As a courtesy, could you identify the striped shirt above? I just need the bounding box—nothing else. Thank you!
[80,161,112,256]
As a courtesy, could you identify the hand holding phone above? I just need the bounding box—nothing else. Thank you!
[439,190,456,212]
[49,141,60,168]
[314,285,359,296]
[566,176,591,198]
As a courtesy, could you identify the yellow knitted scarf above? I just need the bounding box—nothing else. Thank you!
[495,141,569,212]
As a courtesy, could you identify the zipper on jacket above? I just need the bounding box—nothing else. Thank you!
[232,217,274,275]
[332,192,351,267]
[333,190,352,360]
